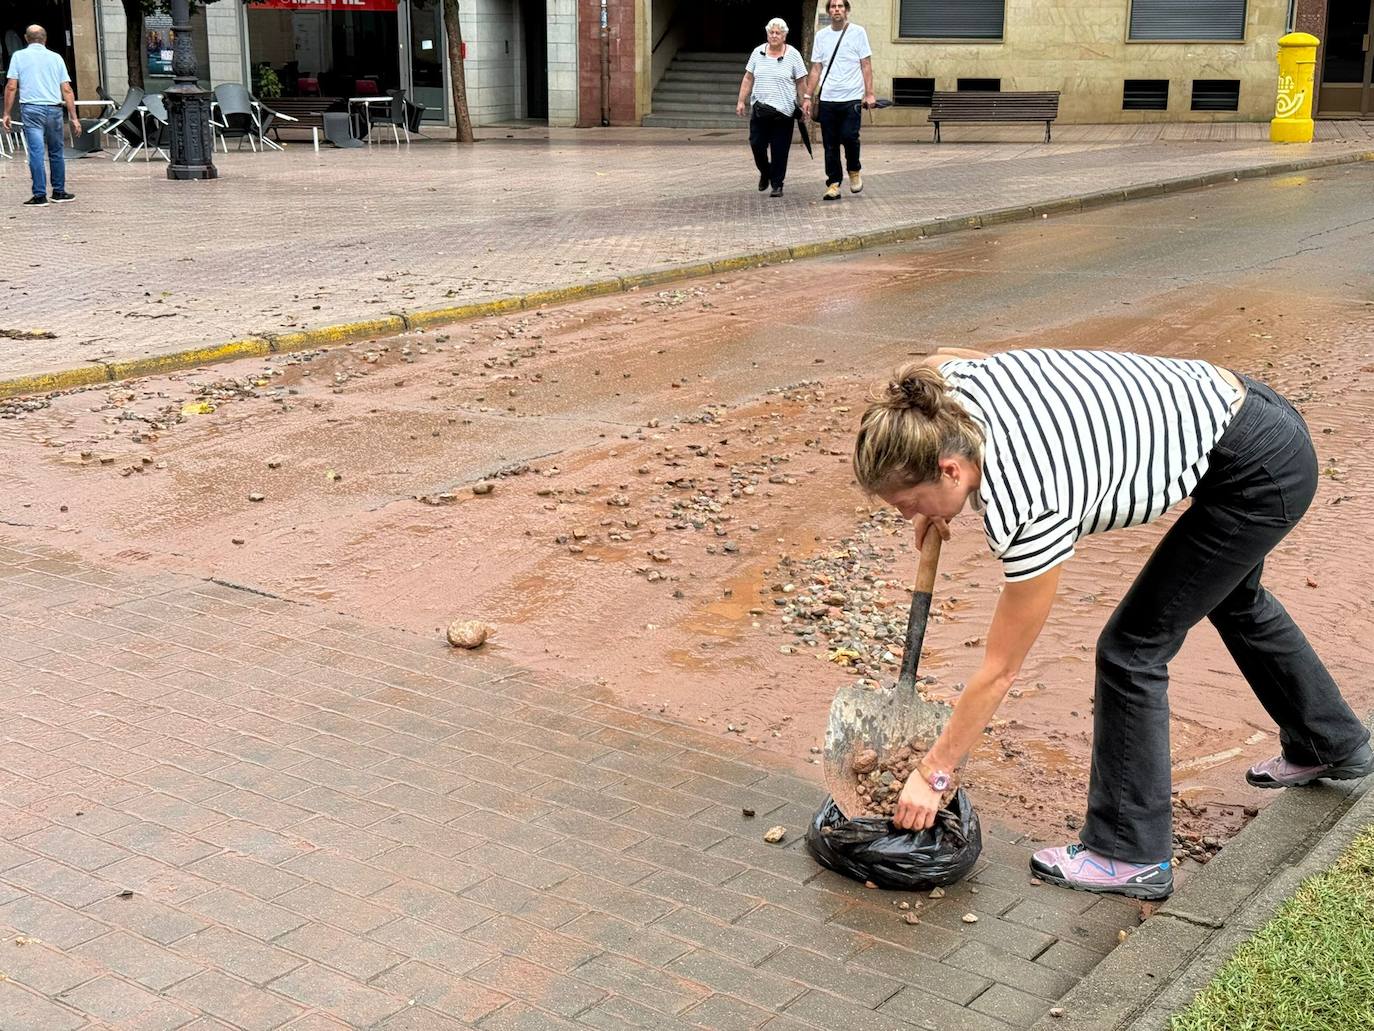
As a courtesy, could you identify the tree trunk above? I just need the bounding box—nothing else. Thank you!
[799,0,820,78]
[122,0,145,90]
[441,0,475,143]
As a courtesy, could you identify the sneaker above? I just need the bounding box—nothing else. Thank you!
[24,195,48,206]
[1030,843,1173,900]
[758,172,769,192]
[822,183,841,201]
[1246,740,1373,789]
[849,171,863,193]
[769,185,783,197]
[50,190,75,203]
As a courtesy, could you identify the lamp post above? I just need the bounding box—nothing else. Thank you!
[163,0,218,180]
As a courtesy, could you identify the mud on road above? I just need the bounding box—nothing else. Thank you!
[5,173,1373,870]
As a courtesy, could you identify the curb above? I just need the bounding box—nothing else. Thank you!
[1030,716,1374,1031]
[5,148,1371,401]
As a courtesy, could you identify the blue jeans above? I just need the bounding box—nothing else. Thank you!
[21,103,65,198]
[1081,376,1368,864]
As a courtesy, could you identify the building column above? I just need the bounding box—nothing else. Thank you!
[548,0,579,125]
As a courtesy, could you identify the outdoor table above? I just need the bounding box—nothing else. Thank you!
[347,96,392,144]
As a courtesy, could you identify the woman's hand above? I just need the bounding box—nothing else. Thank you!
[911,515,951,551]
[892,774,943,831]
[736,99,747,117]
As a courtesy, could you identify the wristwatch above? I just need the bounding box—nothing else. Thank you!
[918,761,951,792]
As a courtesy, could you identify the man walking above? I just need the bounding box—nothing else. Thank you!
[802,0,874,201]
[2,25,81,207]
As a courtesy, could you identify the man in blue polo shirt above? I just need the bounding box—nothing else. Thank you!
[2,25,82,206]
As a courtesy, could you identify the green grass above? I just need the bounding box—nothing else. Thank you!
[1169,825,1374,1031]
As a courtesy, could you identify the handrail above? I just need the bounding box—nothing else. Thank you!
[652,8,682,54]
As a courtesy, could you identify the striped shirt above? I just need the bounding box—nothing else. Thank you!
[746,45,807,114]
[939,349,1240,581]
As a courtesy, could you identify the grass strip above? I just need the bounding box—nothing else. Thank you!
[1170,824,1374,1031]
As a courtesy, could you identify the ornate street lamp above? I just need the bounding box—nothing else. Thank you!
[163,0,218,180]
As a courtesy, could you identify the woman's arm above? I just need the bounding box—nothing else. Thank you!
[892,565,1062,831]
[736,72,754,117]
[920,347,989,369]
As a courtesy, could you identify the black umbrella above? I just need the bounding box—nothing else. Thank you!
[794,110,814,157]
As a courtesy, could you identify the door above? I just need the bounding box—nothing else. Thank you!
[521,0,547,120]
[404,0,446,123]
[1318,0,1374,116]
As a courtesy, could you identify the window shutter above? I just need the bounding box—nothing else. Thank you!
[898,0,1005,40]
[1128,0,1247,41]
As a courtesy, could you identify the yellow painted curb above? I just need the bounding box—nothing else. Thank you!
[408,298,525,330]
[620,264,716,291]
[105,338,272,383]
[271,317,406,355]
[521,280,625,309]
[0,364,110,399]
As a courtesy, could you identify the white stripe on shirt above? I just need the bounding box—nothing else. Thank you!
[939,349,1240,581]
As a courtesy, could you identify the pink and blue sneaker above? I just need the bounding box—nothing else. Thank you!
[1246,741,1373,789]
[1030,843,1173,900]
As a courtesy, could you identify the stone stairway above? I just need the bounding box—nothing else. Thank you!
[643,51,747,128]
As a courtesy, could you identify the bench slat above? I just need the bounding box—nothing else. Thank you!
[927,90,1060,143]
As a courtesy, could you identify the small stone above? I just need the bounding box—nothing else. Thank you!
[446,619,492,649]
[231,537,245,546]
[902,912,921,925]
[741,808,756,818]
[1117,929,1129,944]
[117,889,134,899]
[928,887,945,899]
[1050,1008,1065,1019]
[961,913,978,924]
[607,493,630,507]
[763,826,786,844]
[897,901,910,911]
[472,481,495,495]
[248,492,265,502]
[266,456,283,468]
[1029,877,1043,886]
[864,881,878,889]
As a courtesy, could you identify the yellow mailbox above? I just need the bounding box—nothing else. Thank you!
[1271,32,1319,144]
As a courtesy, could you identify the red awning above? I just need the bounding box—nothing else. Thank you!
[251,0,399,12]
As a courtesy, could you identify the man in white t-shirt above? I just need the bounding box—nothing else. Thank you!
[802,0,874,201]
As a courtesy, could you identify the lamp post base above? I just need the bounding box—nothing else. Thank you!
[165,88,219,181]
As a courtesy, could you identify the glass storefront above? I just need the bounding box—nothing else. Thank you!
[244,0,443,121]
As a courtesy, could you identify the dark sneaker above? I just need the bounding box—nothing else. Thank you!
[50,191,76,203]
[1246,740,1373,789]
[24,195,48,206]
[1030,843,1173,900]
[769,185,783,197]
[758,172,769,192]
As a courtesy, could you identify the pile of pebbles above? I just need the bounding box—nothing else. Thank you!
[770,509,922,682]
[852,743,918,819]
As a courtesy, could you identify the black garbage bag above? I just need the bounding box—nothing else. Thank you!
[804,788,982,891]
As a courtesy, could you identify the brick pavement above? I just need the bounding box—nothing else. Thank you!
[0,534,1143,1029]
[2,122,1371,384]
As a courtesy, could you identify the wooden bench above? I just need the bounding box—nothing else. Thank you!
[928,90,1061,143]
[259,96,343,132]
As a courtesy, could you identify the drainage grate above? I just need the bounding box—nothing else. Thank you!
[1123,79,1169,111]
[893,77,936,106]
[1191,79,1240,111]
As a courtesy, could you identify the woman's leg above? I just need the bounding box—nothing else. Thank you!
[768,116,792,187]
[1082,382,1359,863]
[748,114,771,184]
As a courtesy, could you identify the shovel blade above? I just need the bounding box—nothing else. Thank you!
[823,682,951,819]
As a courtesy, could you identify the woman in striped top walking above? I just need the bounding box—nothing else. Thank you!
[735,18,808,197]
[853,347,1372,900]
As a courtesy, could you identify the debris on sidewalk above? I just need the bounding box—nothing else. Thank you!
[447,619,493,649]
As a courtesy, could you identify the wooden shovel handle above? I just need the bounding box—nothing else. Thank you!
[915,523,944,594]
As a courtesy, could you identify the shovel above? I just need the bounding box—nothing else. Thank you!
[823,525,951,818]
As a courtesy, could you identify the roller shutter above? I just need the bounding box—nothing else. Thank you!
[898,0,1004,40]
[1129,0,1247,41]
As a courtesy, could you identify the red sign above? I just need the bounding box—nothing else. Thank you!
[251,0,399,11]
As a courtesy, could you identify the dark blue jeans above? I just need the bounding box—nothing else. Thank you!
[817,99,861,187]
[21,103,66,198]
[1081,376,1369,863]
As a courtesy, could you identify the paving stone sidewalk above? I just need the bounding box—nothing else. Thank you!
[2,122,1371,384]
[0,535,1142,1030]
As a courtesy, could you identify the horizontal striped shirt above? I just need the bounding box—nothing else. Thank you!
[939,349,1240,581]
[746,45,807,114]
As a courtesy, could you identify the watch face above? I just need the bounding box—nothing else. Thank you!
[931,772,950,791]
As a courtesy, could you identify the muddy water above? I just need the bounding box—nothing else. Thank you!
[5,171,1373,861]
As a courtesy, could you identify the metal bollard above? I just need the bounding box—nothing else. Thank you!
[1271,32,1319,144]
[312,126,320,153]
